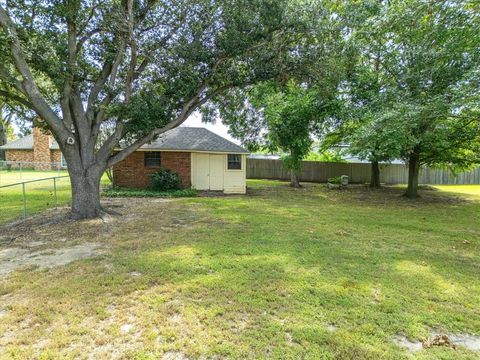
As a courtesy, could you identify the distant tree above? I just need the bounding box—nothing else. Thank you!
[258,81,334,188]
[0,100,29,160]
[305,150,346,163]
[340,0,480,196]
[207,78,342,187]
[339,47,402,188]
[0,0,299,218]
[203,4,348,187]
[0,104,8,160]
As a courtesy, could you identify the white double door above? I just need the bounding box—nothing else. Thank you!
[193,153,224,191]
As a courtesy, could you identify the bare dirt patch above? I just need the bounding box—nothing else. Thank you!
[394,333,480,352]
[0,243,105,276]
[0,197,177,278]
[393,335,423,352]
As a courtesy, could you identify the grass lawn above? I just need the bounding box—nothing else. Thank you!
[0,169,69,186]
[0,170,111,225]
[433,184,480,198]
[0,180,479,359]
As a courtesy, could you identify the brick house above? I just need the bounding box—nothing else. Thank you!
[1,126,249,194]
[0,128,65,170]
[114,127,249,194]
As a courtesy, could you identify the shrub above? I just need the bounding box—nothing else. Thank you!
[150,169,181,190]
[327,176,342,184]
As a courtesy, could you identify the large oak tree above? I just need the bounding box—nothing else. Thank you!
[325,0,480,193]
[343,0,480,197]
[0,0,297,218]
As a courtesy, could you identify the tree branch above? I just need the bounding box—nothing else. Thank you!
[77,28,102,53]
[0,6,68,138]
[105,85,230,168]
[0,89,35,108]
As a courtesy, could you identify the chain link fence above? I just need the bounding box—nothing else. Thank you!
[0,164,114,225]
[0,161,70,225]
[0,161,68,185]
[0,176,71,225]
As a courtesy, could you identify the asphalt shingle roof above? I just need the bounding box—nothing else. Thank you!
[137,127,248,153]
[1,127,248,154]
[0,134,34,150]
[0,134,60,150]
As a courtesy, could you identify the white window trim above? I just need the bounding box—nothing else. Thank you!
[60,153,68,168]
[226,154,243,171]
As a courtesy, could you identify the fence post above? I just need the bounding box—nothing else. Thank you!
[22,182,27,220]
[53,177,57,208]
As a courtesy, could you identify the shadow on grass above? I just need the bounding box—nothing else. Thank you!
[0,181,479,358]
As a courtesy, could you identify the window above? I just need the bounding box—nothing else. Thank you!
[227,154,242,170]
[60,153,67,168]
[144,152,161,167]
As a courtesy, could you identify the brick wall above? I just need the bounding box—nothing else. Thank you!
[33,128,52,170]
[113,151,191,189]
[5,150,35,167]
[50,150,61,164]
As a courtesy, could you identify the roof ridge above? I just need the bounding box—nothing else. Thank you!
[139,126,248,153]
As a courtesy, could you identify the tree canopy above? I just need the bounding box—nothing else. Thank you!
[0,0,479,213]
[333,0,480,194]
[202,3,349,187]
[0,0,301,217]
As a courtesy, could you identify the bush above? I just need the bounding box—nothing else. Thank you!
[327,176,342,184]
[150,169,181,190]
[103,187,197,198]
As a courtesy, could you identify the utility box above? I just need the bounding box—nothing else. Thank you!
[341,175,349,186]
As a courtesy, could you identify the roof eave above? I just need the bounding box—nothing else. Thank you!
[113,147,249,154]
[0,147,33,150]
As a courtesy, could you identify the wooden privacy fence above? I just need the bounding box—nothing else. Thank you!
[246,159,480,185]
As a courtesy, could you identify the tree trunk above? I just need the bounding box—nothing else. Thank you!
[69,169,102,220]
[0,106,6,161]
[370,160,381,188]
[290,171,301,188]
[405,153,420,198]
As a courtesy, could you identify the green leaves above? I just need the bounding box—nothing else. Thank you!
[0,0,296,139]
[341,0,480,168]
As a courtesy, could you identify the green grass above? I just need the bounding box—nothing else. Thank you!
[0,176,72,224]
[0,170,111,225]
[0,169,69,186]
[0,181,479,359]
[433,184,480,197]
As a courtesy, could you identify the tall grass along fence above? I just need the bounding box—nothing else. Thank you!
[246,159,480,185]
[0,176,71,225]
[0,161,67,185]
[0,160,66,170]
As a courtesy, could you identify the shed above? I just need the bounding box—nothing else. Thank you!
[113,127,249,194]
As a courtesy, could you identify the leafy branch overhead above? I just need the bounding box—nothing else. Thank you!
[0,0,302,218]
[202,3,349,187]
[331,0,480,195]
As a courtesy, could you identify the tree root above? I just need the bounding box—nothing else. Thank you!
[100,205,123,217]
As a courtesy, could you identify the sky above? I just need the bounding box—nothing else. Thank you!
[182,111,240,144]
[12,111,242,145]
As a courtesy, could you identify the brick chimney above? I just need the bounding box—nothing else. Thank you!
[33,127,52,170]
